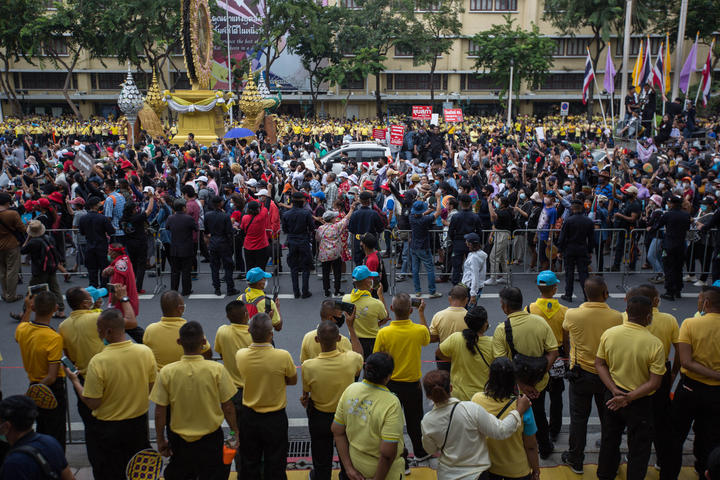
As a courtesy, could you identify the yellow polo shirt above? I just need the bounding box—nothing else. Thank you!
[492,310,557,390]
[15,322,65,383]
[301,349,363,412]
[299,328,353,363]
[438,332,493,401]
[150,355,236,442]
[333,380,405,479]
[429,306,468,343]
[238,288,281,326]
[143,317,210,368]
[622,308,679,361]
[235,343,296,412]
[562,302,623,374]
[82,341,157,421]
[678,312,720,385]
[596,322,666,394]
[374,319,430,382]
[528,298,568,345]
[58,310,103,375]
[214,323,252,388]
[342,291,387,339]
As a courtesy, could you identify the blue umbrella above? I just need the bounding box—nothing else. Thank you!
[224,127,255,139]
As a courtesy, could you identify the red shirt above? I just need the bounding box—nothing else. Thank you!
[110,254,139,315]
[240,207,270,250]
[365,251,380,273]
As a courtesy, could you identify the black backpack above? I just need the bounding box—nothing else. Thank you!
[0,445,60,479]
[37,235,60,273]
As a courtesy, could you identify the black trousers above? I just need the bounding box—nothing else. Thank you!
[86,413,150,480]
[165,427,228,480]
[307,403,342,480]
[661,375,720,480]
[230,388,243,476]
[531,385,553,455]
[85,246,108,288]
[244,246,270,272]
[597,392,653,480]
[451,246,468,285]
[651,362,673,471]
[387,380,427,459]
[240,406,288,480]
[169,255,193,295]
[359,338,375,360]
[663,245,685,295]
[125,242,147,291]
[566,368,607,465]
[209,246,234,291]
[564,254,589,299]
[287,238,312,296]
[546,376,565,438]
[321,258,342,294]
[35,378,66,451]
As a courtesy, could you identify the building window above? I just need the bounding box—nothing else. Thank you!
[172,72,191,90]
[19,72,75,90]
[467,40,480,57]
[342,0,360,8]
[341,76,365,90]
[388,73,447,90]
[470,0,516,11]
[395,45,414,57]
[93,73,126,90]
[416,0,441,10]
[615,36,663,56]
[461,73,502,90]
[42,37,68,56]
[551,38,564,56]
[565,38,589,57]
[540,73,584,90]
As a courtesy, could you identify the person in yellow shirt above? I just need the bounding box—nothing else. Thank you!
[235,313,297,478]
[595,295,665,480]
[143,290,211,368]
[665,286,720,479]
[428,285,468,371]
[342,266,389,358]
[527,271,568,444]
[332,352,405,480]
[560,276,622,473]
[301,320,363,480]
[64,308,157,479]
[300,299,355,363]
[14,291,66,450]
[237,268,282,331]
[151,321,239,480]
[492,287,558,459]
[374,293,431,463]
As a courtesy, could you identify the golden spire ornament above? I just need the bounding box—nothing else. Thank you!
[145,68,166,118]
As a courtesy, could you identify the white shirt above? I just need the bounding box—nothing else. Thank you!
[421,398,521,480]
[462,250,487,297]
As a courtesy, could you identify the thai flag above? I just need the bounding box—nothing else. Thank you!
[700,40,714,107]
[652,43,664,91]
[582,50,595,105]
[638,37,652,87]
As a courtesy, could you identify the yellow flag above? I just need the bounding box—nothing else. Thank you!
[664,33,671,95]
[632,40,644,93]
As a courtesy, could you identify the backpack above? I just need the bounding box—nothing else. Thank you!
[37,235,60,273]
[0,444,60,479]
[240,293,272,318]
[504,319,548,387]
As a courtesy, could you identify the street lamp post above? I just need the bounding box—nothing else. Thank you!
[117,65,144,146]
[507,58,514,129]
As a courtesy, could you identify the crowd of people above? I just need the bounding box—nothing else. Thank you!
[0,104,719,479]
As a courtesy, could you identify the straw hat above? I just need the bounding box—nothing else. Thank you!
[27,220,46,238]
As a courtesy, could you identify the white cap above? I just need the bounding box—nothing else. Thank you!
[257,189,269,197]
[247,178,258,186]
[348,174,358,184]
[196,175,208,183]
[143,186,155,194]
[338,171,349,179]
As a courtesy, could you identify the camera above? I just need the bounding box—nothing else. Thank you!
[411,298,422,308]
[28,283,49,295]
[334,300,355,315]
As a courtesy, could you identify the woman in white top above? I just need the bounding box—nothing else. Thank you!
[420,370,530,480]
[461,232,488,306]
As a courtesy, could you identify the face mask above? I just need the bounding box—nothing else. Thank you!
[435,180,440,185]
[701,204,709,212]
[628,161,636,168]
[347,194,354,201]
[493,201,500,208]
[519,193,526,200]
[563,186,571,193]
[102,338,110,346]
[678,167,684,174]
[659,182,665,190]
[107,255,112,262]
[334,315,346,328]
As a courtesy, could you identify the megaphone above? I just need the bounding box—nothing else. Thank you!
[85,286,108,303]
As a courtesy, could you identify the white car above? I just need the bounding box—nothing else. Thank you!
[321,142,392,174]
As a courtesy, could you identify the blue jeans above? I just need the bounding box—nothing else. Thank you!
[648,238,663,274]
[400,241,412,274]
[411,248,436,294]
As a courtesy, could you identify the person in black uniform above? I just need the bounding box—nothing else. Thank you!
[348,191,384,266]
[282,192,314,298]
[204,196,238,297]
[558,200,596,302]
[78,196,115,288]
[658,196,691,301]
[447,194,480,285]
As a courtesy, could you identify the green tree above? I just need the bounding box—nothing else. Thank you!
[286,3,341,117]
[324,48,385,118]
[470,16,555,115]
[654,0,720,71]
[0,0,42,113]
[396,0,464,102]
[252,0,308,81]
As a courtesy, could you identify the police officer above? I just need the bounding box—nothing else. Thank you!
[558,200,595,302]
[447,194,480,285]
[78,196,115,287]
[204,196,238,297]
[282,192,314,298]
[348,191,384,266]
[658,196,691,301]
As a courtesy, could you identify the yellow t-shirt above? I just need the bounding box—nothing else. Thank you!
[438,332,493,401]
[143,317,210,368]
[334,380,405,479]
[429,306,468,343]
[238,288,281,326]
[150,355,236,442]
[492,311,557,391]
[596,322,666,393]
[15,322,65,382]
[528,299,568,346]
[472,393,530,478]
[342,292,387,339]
[562,302,623,374]
[300,328,353,363]
[374,319,430,382]
[301,349,363,412]
[214,323,252,388]
[678,312,720,385]
[82,341,157,421]
[622,308,679,361]
[58,310,103,375]
[235,343,297,412]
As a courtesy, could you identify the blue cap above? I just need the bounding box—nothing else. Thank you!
[352,265,379,281]
[546,190,557,197]
[411,200,427,214]
[464,232,481,244]
[713,280,720,288]
[246,267,272,284]
[84,286,108,303]
[536,270,559,286]
[311,191,326,200]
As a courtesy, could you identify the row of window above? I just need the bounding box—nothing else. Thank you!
[10,72,191,91]
[342,73,583,91]
[341,0,516,10]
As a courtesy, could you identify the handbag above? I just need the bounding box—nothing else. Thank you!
[440,402,460,453]
[504,319,548,387]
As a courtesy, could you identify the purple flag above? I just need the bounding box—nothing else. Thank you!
[679,38,698,94]
[604,44,616,93]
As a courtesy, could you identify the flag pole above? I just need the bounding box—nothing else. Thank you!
[589,47,608,129]
[671,0,689,100]
[619,0,633,126]
[224,1,233,122]
[695,38,715,105]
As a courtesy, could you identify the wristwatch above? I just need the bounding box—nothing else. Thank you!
[120,296,130,303]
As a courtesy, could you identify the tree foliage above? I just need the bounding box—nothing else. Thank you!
[0,0,42,110]
[252,0,308,81]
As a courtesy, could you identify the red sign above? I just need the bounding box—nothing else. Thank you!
[412,106,432,120]
[372,128,387,140]
[443,108,464,123]
[389,125,405,146]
